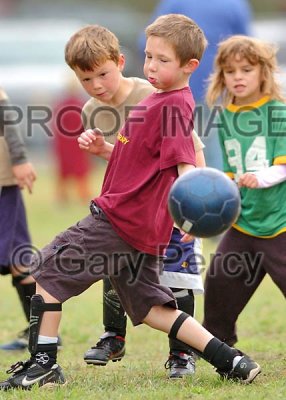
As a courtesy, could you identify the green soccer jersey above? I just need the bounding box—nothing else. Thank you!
[218,96,286,237]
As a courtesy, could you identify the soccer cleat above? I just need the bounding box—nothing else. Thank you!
[0,327,63,351]
[84,332,125,366]
[164,351,196,379]
[217,355,261,384]
[0,359,66,390]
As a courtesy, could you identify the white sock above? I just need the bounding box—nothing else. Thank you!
[232,355,243,369]
[37,335,58,345]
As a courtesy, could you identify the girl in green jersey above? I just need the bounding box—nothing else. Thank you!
[203,35,286,346]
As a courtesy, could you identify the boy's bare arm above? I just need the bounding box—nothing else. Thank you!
[78,129,114,161]
[177,162,195,177]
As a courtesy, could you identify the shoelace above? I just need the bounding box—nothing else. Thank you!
[165,355,188,369]
[91,338,111,350]
[91,336,124,350]
[164,355,190,370]
[6,357,35,375]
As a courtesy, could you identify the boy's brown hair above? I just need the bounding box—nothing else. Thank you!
[65,25,120,71]
[206,35,285,106]
[145,14,207,66]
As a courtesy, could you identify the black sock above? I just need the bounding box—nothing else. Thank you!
[12,278,36,322]
[203,337,238,371]
[33,344,58,369]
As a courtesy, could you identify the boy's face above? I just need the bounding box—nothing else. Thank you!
[74,56,124,104]
[144,36,192,92]
[223,55,262,105]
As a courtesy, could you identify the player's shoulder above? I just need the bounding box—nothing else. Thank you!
[163,87,193,107]
[267,99,286,108]
[130,77,154,96]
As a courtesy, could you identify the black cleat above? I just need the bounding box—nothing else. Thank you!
[0,359,65,390]
[217,354,261,384]
[0,327,63,351]
[84,331,125,366]
[164,351,196,379]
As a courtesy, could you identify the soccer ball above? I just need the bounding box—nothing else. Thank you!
[168,167,241,238]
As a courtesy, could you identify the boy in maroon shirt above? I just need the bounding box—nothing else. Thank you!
[0,15,260,390]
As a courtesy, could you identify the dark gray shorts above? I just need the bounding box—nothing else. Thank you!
[31,206,176,325]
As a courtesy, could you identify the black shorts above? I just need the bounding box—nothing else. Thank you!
[31,206,176,325]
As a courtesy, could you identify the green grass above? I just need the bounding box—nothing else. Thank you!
[0,166,285,399]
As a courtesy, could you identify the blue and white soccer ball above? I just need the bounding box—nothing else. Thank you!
[168,167,241,238]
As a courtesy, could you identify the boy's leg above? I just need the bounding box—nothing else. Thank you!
[109,251,260,384]
[0,209,137,390]
[203,229,265,346]
[165,289,196,378]
[84,278,126,365]
[162,230,203,378]
[144,305,261,383]
[0,186,37,350]
[169,289,195,352]
[75,175,92,203]
[0,284,65,390]
[0,210,261,388]
[258,232,286,296]
[12,275,35,323]
[0,273,35,351]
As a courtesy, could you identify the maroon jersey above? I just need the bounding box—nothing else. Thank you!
[96,87,196,255]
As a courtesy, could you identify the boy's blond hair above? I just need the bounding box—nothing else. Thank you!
[65,25,120,71]
[206,35,285,107]
[145,14,207,66]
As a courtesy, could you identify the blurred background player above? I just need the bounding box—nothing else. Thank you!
[0,86,36,350]
[51,76,92,204]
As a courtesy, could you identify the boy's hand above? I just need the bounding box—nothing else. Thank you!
[78,128,114,161]
[238,172,259,188]
[78,128,106,155]
[12,162,37,194]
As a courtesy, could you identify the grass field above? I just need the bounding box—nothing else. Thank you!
[0,165,285,399]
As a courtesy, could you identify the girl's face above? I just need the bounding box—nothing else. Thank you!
[74,56,124,105]
[223,55,263,105]
[144,36,191,92]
